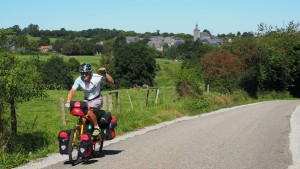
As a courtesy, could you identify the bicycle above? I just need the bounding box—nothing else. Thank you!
[68,101,104,165]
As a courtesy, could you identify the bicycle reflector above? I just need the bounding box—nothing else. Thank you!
[70,101,88,116]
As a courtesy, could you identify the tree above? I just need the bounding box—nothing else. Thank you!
[15,34,29,48]
[79,40,94,55]
[113,43,156,87]
[41,55,74,89]
[38,35,50,46]
[28,39,39,53]
[102,39,114,54]
[26,24,40,37]
[0,29,11,51]
[67,57,80,72]
[113,36,127,51]
[61,42,82,55]
[0,53,45,135]
[203,29,211,37]
[200,51,243,92]
[10,25,22,35]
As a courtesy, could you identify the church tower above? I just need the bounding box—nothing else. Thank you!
[193,24,200,41]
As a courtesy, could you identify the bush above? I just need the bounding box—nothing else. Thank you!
[67,57,80,72]
[41,55,74,89]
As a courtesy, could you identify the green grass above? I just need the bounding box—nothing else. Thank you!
[18,54,101,64]
[27,35,91,44]
[155,59,181,86]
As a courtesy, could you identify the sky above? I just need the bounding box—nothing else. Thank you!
[1,0,299,35]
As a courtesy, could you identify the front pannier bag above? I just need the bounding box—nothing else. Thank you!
[78,133,93,158]
[70,101,88,116]
[58,130,71,154]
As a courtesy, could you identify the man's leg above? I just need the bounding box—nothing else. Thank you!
[87,107,100,136]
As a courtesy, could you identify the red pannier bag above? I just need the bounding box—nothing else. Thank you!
[58,130,71,154]
[78,133,93,158]
[70,101,88,116]
[109,116,117,129]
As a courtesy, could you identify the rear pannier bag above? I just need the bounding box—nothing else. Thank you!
[101,116,117,140]
[99,112,112,129]
[58,130,71,154]
[78,133,93,158]
[101,128,116,140]
[109,116,117,129]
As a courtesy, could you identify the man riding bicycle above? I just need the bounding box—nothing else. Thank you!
[65,62,114,136]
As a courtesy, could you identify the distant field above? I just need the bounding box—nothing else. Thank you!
[155,59,181,86]
[18,54,181,87]
[26,35,91,43]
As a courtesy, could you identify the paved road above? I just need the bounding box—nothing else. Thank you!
[17,100,300,169]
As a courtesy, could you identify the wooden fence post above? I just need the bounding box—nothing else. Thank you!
[136,89,143,112]
[107,90,120,113]
[207,84,210,93]
[102,96,107,111]
[172,87,177,102]
[108,94,113,112]
[60,97,66,125]
[116,91,120,113]
[155,88,160,105]
[164,87,166,104]
[145,85,150,106]
[127,90,134,110]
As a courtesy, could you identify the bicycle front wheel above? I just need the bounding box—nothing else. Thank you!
[68,128,81,165]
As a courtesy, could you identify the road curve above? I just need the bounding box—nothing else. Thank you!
[16,100,300,169]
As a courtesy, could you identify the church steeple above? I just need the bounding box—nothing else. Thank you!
[193,24,200,41]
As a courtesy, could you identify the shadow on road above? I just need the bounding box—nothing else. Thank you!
[63,149,123,166]
[95,149,123,158]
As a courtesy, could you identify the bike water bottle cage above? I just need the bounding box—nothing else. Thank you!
[70,101,88,116]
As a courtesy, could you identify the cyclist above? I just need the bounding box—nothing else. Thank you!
[65,62,114,136]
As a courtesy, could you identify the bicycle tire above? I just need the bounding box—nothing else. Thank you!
[68,128,81,165]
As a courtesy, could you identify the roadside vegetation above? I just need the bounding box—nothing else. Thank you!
[0,21,299,168]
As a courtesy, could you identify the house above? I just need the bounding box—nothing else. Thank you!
[3,42,15,51]
[147,36,184,51]
[193,24,223,46]
[39,45,53,52]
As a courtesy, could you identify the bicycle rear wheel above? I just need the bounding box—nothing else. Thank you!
[68,128,81,165]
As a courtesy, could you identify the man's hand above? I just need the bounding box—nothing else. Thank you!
[65,102,70,108]
[99,67,107,75]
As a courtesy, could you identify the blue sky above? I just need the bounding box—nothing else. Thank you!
[1,0,299,35]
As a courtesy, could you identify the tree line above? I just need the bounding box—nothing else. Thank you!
[4,24,194,56]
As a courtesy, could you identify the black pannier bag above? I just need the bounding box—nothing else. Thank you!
[58,130,71,154]
[100,114,117,140]
[78,133,93,158]
[101,128,116,140]
[98,112,112,129]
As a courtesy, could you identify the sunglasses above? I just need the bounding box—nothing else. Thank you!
[81,72,90,76]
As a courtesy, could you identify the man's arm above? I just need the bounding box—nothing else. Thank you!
[99,67,114,84]
[104,73,114,84]
[67,88,76,103]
